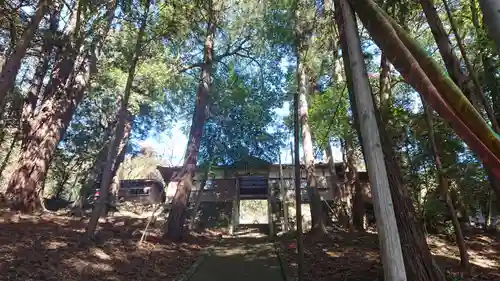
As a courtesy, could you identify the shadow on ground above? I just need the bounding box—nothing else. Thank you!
[279,228,500,281]
[190,235,284,281]
[0,210,217,281]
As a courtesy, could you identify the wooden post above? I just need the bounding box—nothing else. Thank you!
[339,0,406,280]
[189,179,205,230]
[234,178,240,230]
[267,179,275,237]
[279,151,290,232]
[230,178,240,235]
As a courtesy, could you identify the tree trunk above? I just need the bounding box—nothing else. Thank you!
[423,99,470,269]
[334,2,365,232]
[340,1,446,280]
[339,138,355,229]
[83,142,111,193]
[442,0,499,132]
[337,1,407,281]
[357,0,500,174]
[297,56,327,234]
[378,52,392,122]
[164,16,216,241]
[479,0,500,50]
[471,0,500,207]
[295,1,327,235]
[54,171,71,199]
[344,137,365,231]
[86,0,149,238]
[109,114,133,203]
[4,1,116,212]
[326,142,346,226]
[485,192,493,228]
[0,0,51,113]
[292,4,305,278]
[419,0,483,110]
[325,142,338,189]
[81,112,119,195]
[5,90,86,211]
[21,6,60,146]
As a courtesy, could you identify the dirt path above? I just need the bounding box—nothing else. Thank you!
[189,234,284,281]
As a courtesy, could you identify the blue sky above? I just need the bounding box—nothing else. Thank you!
[141,101,345,166]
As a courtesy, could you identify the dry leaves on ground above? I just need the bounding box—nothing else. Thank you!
[0,210,218,281]
[279,228,500,281]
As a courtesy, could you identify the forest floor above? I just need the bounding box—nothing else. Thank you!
[278,226,500,281]
[0,209,221,281]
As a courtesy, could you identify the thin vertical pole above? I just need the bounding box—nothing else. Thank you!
[294,91,304,281]
[267,178,275,236]
[279,147,289,231]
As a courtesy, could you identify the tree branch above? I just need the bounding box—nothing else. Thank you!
[178,62,204,73]
[215,36,251,61]
[178,36,253,73]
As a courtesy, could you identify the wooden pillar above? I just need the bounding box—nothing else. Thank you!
[268,179,275,237]
[234,178,240,230]
[230,178,240,235]
[189,179,205,230]
[279,153,289,232]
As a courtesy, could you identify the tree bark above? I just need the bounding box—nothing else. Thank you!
[378,52,392,122]
[471,0,500,207]
[339,138,355,229]
[345,137,365,231]
[0,0,51,114]
[422,99,470,269]
[81,112,119,195]
[21,5,60,147]
[295,0,327,235]
[326,141,348,226]
[340,1,447,280]
[337,1,407,280]
[413,1,500,151]
[359,0,500,175]
[478,0,500,50]
[419,0,485,111]
[164,11,216,241]
[108,113,133,205]
[297,57,327,234]
[4,1,116,212]
[442,0,499,132]
[71,128,114,213]
[86,0,149,238]
[485,192,493,228]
